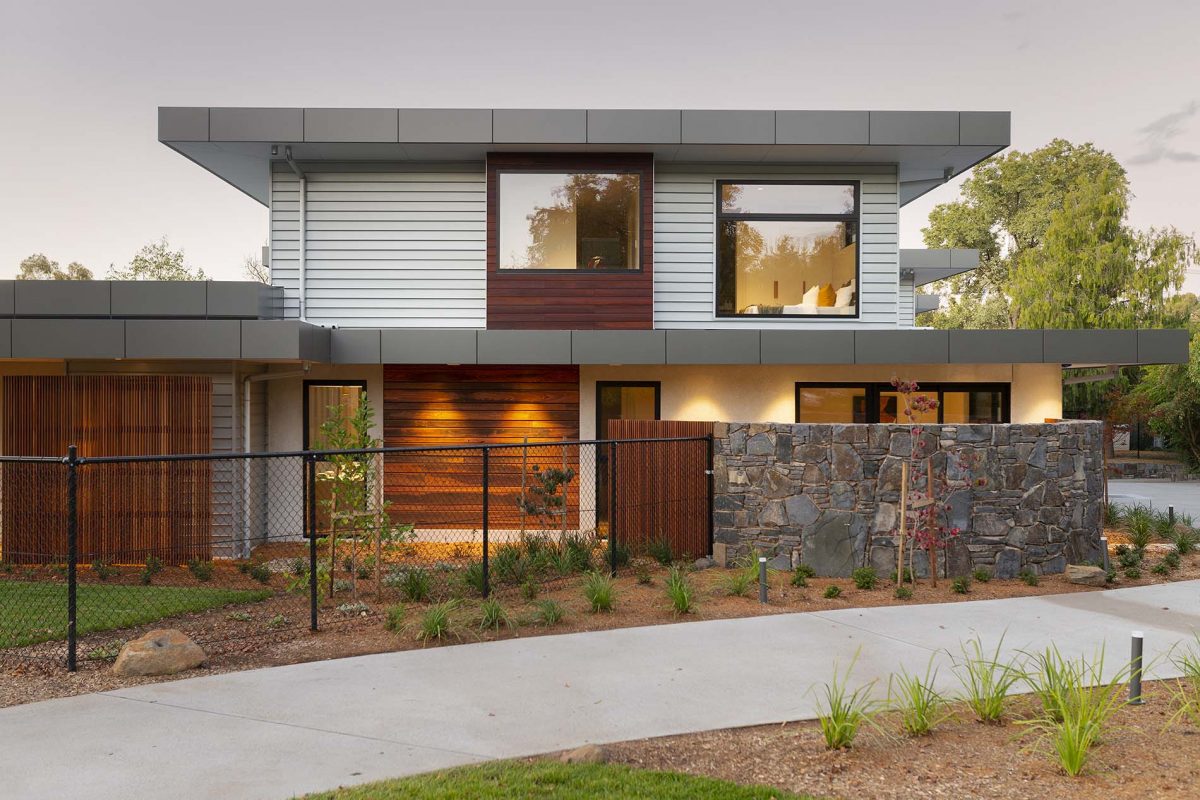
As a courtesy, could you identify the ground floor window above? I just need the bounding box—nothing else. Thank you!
[795,383,1010,424]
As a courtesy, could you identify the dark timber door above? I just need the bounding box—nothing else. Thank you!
[596,382,660,531]
[607,419,713,559]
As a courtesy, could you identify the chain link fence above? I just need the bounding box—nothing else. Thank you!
[0,436,713,671]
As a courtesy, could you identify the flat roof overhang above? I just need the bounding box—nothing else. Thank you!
[158,107,1010,207]
[901,248,981,286]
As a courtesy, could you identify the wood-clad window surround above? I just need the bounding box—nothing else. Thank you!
[487,153,654,330]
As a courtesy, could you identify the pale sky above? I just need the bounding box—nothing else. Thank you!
[1,0,1197,292]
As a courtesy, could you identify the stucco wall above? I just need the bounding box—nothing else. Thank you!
[580,363,1063,439]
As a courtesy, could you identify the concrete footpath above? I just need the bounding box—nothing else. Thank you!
[3,581,1199,799]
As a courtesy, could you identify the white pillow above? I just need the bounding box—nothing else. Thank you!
[834,285,854,307]
[802,285,820,306]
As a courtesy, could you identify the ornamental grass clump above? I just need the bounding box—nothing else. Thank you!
[722,554,759,597]
[889,659,953,737]
[417,601,458,642]
[582,570,616,613]
[815,656,879,750]
[399,568,432,602]
[1166,637,1200,729]
[1125,506,1155,552]
[954,636,1022,724]
[1169,524,1200,557]
[534,598,566,626]
[478,598,510,631]
[665,566,695,614]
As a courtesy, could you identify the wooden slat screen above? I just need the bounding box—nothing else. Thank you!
[608,419,713,559]
[383,365,581,529]
[1,375,213,564]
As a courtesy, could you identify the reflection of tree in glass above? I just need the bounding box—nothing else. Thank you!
[525,174,639,268]
[739,227,845,274]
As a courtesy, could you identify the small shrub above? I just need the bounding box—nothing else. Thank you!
[236,560,252,574]
[139,554,164,584]
[562,532,596,573]
[894,585,913,601]
[534,599,566,626]
[187,559,214,582]
[1124,566,1142,580]
[892,566,914,585]
[520,578,541,600]
[823,585,842,600]
[399,568,432,602]
[356,563,371,580]
[289,557,307,577]
[1165,550,1182,570]
[647,537,674,566]
[816,657,878,749]
[91,559,118,581]
[1152,562,1171,576]
[793,563,816,580]
[851,566,879,590]
[890,660,953,736]
[1106,567,1117,584]
[1114,543,1131,556]
[492,544,527,584]
[478,598,510,631]
[951,576,971,595]
[248,562,272,584]
[1117,549,1142,570]
[85,642,123,662]
[266,614,287,629]
[336,601,369,615]
[1019,569,1039,587]
[665,566,695,614]
[384,604,405,633]
[227,610,252,622]
[332,578,353,593]
[613,541,631,568]
[790,568,809,588]
[972,567,991,583]
[417,601,457,642]
[520,533,552,561]
[582,571,616,613]
[954,636,1022,724]
[460,561,486,596]
[631,556,654,585]
[0,561,11,574]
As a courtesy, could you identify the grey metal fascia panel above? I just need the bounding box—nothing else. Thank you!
[681,110,775,144]
[492,110,587,143]
[1043,329,1139,365]
[949,248,981,270]
[477,330,570,364]
[110,281,207,317]
[948,330,1043,363]
[304,108,398,143]
[14,281,111,317]
[396,109,493,142]
[125,320,241,359]
[760,330,855,364]
[382,329,477,364]
[775,111,870,145]
[899,248,951,270]
[0,281,13,315]
[665,330,760,364]
[332,329,382,363]
[209,108,303,142]
[12,319,125,359]
[298,323,332,363]
[207,282,271,318]
[856,330,949,364]
[240,320,303,360]
[158,107,209,141]
[958,111,1011,146]
[586,110,681,144]
[571,331,666,364]
[914,294,941,315]
[869,111,960,145]
[0,320,11,357]
[1136,328,1190,365]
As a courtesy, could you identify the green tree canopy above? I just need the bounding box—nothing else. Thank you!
[109,238,205,280]
[16,253,93,280]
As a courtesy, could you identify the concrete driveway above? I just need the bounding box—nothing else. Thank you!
[1108,478,1200,519]
[3,581,1199,799]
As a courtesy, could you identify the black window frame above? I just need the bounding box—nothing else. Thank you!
[595,380,662,438]
[716,179,861,319]
[794,382,1011,424]
[496,168,646,274]
[303,380,368,449]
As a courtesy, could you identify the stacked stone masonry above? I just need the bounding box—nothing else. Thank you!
[713,421,1104,579]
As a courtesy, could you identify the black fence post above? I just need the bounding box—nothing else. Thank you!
[65,444,79,673]
[305,453,318,632]
[481,446,490,599]
[706,433,716,556]
[609,441,618,577]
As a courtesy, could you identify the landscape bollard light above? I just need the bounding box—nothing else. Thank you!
[1100,536,1110,571]
[1169,505,1175,526]
[759,557,768,604]
[1130,631,1144,705]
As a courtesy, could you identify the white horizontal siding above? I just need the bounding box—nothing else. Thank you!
[270,162,486,328]
[899,273,915,327]
[653,163,900,329]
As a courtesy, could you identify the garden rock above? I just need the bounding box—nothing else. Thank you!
[801,510,857,577]
[560,744,608,765]
[1065,564,1107,587]
[693,557,715,570]
[767,554,791,571]
[113,629,206,676]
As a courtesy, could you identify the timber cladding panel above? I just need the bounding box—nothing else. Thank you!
[0,375,213,564]
[486,153,654,330]
[382,365,581,529]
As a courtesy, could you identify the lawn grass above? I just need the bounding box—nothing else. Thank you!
[302,760,810,799]
[0,581,272,648]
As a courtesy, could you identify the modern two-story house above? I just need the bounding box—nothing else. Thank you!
[0,108,1188,559]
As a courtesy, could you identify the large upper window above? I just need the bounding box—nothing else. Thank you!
[717,181,859,317]
[498,172,641,270]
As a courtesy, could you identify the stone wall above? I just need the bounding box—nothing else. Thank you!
[713,422,1104,578]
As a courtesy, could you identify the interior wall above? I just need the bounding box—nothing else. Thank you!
[580,363,1063,438]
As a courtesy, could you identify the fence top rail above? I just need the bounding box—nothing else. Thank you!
[1,435,714,465]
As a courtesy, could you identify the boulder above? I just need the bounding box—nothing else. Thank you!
[113,629,206,677]
[693,557,716,570]
[801,510,858,577]
[561,744,608,765]
[1065,563,1108,587]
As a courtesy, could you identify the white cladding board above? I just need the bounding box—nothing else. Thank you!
[899,273,915,327]
[653,163,899,329]
[270,162,486,328]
